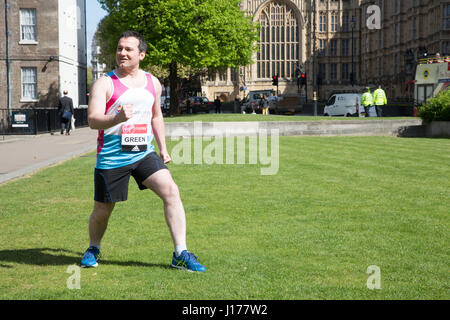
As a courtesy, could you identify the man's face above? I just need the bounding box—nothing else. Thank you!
[116,37,145,69]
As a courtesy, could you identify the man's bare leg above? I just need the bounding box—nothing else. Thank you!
[89,201,115,248]
[142,169,186,249]
[142,168,206,272]
[81,201,114,267]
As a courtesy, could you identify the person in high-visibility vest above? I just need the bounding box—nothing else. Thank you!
[373,85,387,117]
[361,87,374,117]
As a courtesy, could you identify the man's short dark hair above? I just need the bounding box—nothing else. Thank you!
[118,30,147,52]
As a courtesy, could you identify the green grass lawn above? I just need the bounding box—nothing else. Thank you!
[163,113,417,122]
[0,136,448,299]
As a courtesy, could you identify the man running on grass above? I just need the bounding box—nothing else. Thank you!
[81,30,206,272]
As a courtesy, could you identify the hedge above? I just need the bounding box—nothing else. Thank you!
[418,89,450,122]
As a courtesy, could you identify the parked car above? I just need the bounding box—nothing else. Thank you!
[269,95,301,115]
[241,90,276,114]
[183,96,212,113]
[178,97,195,114]
[323,93,372,117]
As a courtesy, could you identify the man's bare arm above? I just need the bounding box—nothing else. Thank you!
[88,76,132,130]
[151,79,171,163]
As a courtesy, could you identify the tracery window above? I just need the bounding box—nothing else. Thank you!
[257,1,300,79]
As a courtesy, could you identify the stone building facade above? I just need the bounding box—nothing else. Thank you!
[0,0,87,110]
[91,36,106,82]
[201,0,450,102]
[361,0,450,101]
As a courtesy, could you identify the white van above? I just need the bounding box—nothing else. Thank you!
[324,93,370,117]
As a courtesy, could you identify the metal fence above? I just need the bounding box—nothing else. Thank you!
[0,108,88,135]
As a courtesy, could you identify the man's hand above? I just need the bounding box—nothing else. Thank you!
[160,150,171,164]
[115,104,133,123]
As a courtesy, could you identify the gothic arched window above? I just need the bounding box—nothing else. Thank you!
[257,1,300,79]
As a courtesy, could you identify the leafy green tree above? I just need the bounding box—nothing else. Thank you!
[87,66,93,92]
[95,17,186,79]
[97,0,259,115]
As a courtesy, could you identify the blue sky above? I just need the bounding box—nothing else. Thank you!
[86,0,107,66]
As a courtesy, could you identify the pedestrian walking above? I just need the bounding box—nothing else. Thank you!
[186,98,191,114]
[58,90,74,135]
[81,30,206,272]
[260,94,269,115]
[361,87,374,117]
[373,85,387,117]
[214,96,222,113]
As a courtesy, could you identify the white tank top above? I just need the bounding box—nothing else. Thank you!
[96,70,157,169]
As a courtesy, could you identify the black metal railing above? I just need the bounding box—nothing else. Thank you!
[0,108,88,135]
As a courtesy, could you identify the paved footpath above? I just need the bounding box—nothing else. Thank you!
[0,127,98,185]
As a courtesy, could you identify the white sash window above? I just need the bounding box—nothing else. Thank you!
[21,67,38,100]
[20,8,37,43]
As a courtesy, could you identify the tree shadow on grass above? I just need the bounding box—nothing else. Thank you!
[0,248,170,269]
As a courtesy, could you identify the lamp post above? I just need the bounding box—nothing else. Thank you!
[312,0,318,116]
[351,16,355,86]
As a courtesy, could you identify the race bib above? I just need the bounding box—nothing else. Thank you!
[121,124,148,152]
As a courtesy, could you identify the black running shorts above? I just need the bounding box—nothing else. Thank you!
[94,152,168,203]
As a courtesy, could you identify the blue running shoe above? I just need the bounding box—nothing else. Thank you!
[81,246,101,268]
[171,250,206,272]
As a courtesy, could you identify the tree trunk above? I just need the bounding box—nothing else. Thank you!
[169,61,179,116]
